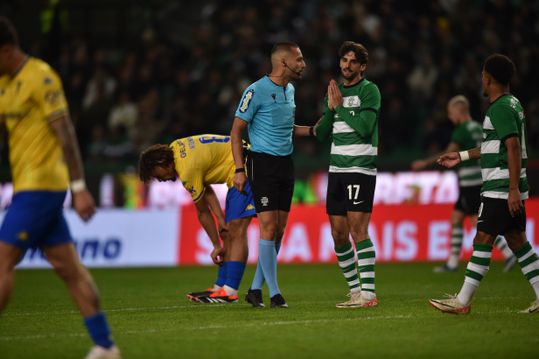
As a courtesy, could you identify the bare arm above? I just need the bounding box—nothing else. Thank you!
[505,136,523,217]
[204,185,228,235]
[437,146,481,169]
[412,142,459,170]
[194,191,224,265]
[293,124,313,137]
[49,116,95,221]
[231,117,248,192]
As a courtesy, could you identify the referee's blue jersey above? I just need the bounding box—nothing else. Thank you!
[235,76,296,156]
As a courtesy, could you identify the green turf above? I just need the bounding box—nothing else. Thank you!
[1,263,538,358]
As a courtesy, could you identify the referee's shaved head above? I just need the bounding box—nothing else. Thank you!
[270,42,300,65]
[271,42,299,58]
[269,41,305,81]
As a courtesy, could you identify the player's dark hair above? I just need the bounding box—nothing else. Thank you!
[339,41,368,64]
[0,17,18,47]
[271,41,299,55]
[483,54,515,86]
[138,144,174,182]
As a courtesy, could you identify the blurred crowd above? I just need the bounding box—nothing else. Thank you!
[17,0,539,169]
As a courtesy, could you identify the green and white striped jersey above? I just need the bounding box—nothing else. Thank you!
[480,94,529,200]
[318,78,381,175]
[452,120,483,187]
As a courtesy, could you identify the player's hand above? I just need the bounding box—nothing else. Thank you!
[211,246,224,265]
[508,188,523,217]
[411,160,427,171]
[437,152,461,169]
[72,190,96,222]
[233,172,247,193]
[327,79,343,110]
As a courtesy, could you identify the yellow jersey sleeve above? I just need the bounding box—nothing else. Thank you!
[181,171,206,203]
[32,68,69,122]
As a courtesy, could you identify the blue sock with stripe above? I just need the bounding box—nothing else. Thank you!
[215,262,227,287]
[224,261,246,290]
[257,239,281,297]
[84,311,114,349]
[251,241,281,290]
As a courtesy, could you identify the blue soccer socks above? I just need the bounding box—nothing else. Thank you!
[223,261,246,295]
[84,311,114,349]
[257,239,281,297]
[215,262,228,288]
[251,241,281,290]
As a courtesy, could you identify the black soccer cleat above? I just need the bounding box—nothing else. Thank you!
[186,288,214,301]
[196,288,238,303]
[270,293,288,308]
[245,288,265,308]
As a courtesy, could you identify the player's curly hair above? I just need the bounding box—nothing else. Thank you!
[338,41,368,64]
[138,144,174,182]
[483,54,515,86]
[0,17,18,47]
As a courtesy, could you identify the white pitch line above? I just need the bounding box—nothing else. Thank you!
[0,315,411,341]
[3,305,199,317]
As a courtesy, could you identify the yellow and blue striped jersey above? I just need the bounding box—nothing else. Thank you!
[0,57,69,192]
[171,135,235,202]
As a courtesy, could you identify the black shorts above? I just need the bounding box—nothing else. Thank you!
[454,185,482,215]
[326,172,376,216]
[477,197,527,236]
[247,151,294,213]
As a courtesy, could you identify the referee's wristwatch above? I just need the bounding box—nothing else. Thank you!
[235,168,245,174]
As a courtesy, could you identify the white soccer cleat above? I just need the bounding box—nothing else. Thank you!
[84,345,122,359]
[336,291,378,308]
[429,294,470,314]
[519,299,539,314]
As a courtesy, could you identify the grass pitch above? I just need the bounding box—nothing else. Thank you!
[1,263,538,358]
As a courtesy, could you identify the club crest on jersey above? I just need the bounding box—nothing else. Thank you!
[343,96,361,108]
[239,89,254,113]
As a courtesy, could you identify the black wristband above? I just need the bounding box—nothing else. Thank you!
[235,168,245,174]
[309,126,315,137]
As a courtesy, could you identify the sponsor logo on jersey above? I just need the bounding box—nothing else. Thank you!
[239,89,254,113]
[343,95,361,108]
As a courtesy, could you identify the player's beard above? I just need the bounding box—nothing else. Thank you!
[341,69,358,81]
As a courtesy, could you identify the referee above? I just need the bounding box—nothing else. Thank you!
[231,42,309,308]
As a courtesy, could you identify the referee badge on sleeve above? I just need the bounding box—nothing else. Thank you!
[239,89,255,113]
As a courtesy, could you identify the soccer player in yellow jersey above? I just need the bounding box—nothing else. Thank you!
[139,134,256,303]
[0,17,120,359]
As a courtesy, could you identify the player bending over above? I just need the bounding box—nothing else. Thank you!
[139,134,255,303]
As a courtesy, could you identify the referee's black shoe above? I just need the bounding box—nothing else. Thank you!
[270,293,288,308]
[245,288,265,308]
